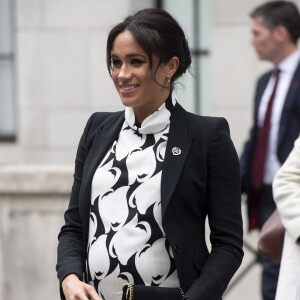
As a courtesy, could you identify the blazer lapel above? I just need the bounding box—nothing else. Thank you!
[80,112,125,229]
[278,62,300,147]
[161,104,192,217]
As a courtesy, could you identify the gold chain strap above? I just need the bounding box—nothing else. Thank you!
[123,283,134,300]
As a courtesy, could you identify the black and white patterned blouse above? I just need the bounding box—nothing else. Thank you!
[86,94,180,300]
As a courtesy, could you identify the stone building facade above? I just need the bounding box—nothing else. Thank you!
[1,1,300,299]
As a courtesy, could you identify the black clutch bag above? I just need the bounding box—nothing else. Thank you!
[122,283,184,300]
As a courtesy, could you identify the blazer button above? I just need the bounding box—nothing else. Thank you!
[174,246,180,254]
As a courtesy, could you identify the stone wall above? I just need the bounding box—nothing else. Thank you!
[0,165,72,300]
[1,0,300,162]
[0,0,155,164]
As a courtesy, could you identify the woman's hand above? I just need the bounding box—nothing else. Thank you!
[62,274,102,300]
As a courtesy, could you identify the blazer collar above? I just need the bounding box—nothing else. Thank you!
[161,103,193,217]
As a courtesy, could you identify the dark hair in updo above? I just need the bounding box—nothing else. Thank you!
[106,8,192,85]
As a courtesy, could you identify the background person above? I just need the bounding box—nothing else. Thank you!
[57,8,243,300]
[240,1,300,299]
[273,135,300,300]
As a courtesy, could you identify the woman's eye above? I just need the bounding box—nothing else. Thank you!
[131,59,144,66]
[111,59,122,68]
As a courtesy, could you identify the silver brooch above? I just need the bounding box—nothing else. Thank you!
[172,147,181,155]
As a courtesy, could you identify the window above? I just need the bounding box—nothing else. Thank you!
[157,0,210,115]
[0,0,15,141]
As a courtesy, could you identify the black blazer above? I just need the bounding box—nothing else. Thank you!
[240,61,300,228]
[57,103,243,300]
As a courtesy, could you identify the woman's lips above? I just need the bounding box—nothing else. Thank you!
[120,84,139,92]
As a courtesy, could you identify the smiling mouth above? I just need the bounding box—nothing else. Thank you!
[120,85,139,91]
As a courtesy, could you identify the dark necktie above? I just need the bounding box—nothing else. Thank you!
[251,68,281,191]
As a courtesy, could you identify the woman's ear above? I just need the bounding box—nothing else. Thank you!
[167,56,179,78]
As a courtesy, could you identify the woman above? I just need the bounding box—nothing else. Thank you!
[56,8,243,300]
[273,135,300,300]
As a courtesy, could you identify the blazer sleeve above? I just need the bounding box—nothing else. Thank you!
[56,113,97,288]
[186,118,244,300]
[273,135,300,243]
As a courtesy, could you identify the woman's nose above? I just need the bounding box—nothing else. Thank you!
[117,64,132,81]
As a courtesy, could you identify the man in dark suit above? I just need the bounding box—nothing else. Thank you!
[240,1,300,299]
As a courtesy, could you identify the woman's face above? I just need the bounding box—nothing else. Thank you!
[111,30,172,124]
